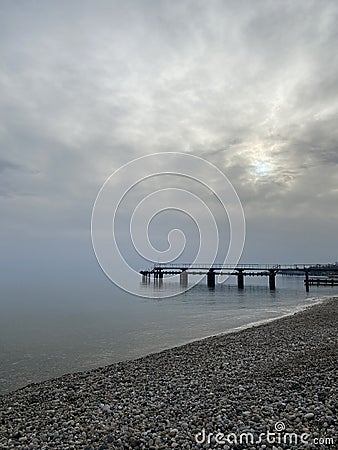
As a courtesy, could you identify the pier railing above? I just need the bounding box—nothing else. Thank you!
[153,263,282,270]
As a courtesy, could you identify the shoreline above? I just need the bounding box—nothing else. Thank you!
[1,297,337,449]
[123,294,333,367]
[0,294,330,397]
[182,294,330,344]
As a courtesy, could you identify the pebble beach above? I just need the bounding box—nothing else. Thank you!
[0,297,337,450]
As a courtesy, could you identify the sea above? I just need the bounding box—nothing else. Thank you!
[0,272,337,394]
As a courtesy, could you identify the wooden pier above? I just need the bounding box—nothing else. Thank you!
[140,263,338,291]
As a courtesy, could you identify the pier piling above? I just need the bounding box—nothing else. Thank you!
[269,270,276,290]
[305,270,309,292]
[207,269,215,288]
[237,270,244,289]
[180,270,188,286]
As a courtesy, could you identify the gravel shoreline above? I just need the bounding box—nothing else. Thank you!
[1,298,337,449]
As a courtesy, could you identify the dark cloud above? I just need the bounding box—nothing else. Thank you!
[0,158,24,174]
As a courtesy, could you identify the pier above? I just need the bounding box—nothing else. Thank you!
[140,263,338,291]
[307,277,338,286]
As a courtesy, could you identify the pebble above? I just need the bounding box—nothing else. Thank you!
[0,298,337,449]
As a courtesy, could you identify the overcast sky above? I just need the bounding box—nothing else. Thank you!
[1,0,338,281]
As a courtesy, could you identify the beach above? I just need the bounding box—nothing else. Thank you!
[0,297,337,449]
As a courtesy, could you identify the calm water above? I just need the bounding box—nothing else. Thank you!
[0,273,337,394]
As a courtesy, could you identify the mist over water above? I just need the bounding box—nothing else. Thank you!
[0,272,337,394]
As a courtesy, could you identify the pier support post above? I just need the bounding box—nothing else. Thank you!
[237,270,244,289]
[154,270,163,286]
[305,270,309,292]
[207,269,215,288]
[180,270,188,286]
[269,270,276,290]
[154,270,163,279]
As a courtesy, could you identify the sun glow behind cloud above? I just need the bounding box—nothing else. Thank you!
[254,161,271,177]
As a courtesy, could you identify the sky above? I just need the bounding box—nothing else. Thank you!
[1,0,338,287]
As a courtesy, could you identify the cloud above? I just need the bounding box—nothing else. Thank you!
[0,0,337,262]
[0,158,24,174]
